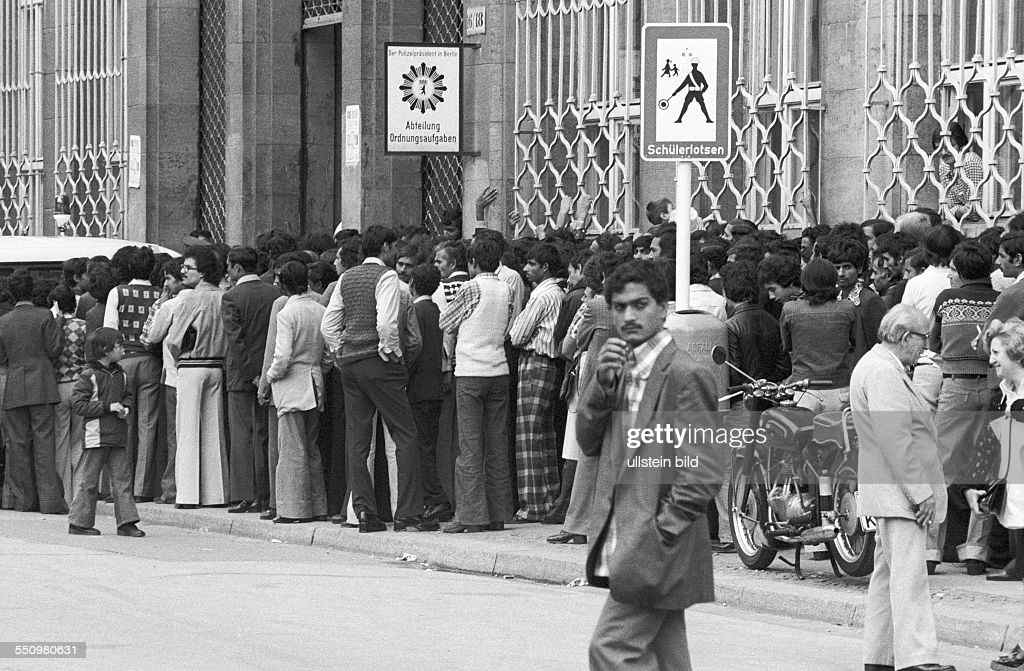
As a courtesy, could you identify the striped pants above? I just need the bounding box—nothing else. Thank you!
[514,351,562,518]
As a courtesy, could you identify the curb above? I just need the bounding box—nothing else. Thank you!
[100,503,1022,651]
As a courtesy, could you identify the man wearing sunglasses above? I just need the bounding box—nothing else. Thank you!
[851,304,955,671]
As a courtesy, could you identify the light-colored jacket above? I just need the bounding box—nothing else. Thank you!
[850,344,948,522]
[267,293,329,416]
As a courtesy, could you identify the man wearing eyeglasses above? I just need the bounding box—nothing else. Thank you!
[851,304,955,671]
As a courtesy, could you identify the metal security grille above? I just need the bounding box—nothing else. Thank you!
[514,0,822,235]
[197,0,227,243]
[863,0,1024,228]
[302,0,343,29]
[422,0,463,235]
[54,0,127,238]
[513,0,641,236]
[1,0,43,235]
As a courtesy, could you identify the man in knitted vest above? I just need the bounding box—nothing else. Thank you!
[321,225,435,533]
[102,246,162,501]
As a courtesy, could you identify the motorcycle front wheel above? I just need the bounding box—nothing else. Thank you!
[826,476,875,577]
[728,452,777,570]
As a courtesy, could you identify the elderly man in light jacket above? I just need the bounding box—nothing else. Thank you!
[265,261,330,523]
[851,304,954,671]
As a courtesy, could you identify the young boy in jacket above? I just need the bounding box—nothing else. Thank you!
[68,328,145,537]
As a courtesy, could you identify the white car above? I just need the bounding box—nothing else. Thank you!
[0,236,181,280]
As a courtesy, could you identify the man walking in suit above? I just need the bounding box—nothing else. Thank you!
[0,270,67,513]
[222,247,281,513]
[851,304,956,671]
[577,261,722,670]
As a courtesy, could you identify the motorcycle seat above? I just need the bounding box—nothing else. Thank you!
[812,410,853,449]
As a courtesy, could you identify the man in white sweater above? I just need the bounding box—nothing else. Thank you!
[438,238,516,532]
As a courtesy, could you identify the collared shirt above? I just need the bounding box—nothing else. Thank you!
[234,274,261,287]
[509,277,564,357]
[437,272,515,334]
[144,288,194,387]
[939,151,984,207]
[688,284,727,321]
[901,265,951,321]
[414,295,431,304]
[496,263,526,321]
[103,279,152,329]
[320,257,402,360]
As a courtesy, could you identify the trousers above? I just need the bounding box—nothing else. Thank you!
[69,445,139,529]
[863,517,939,670]
[54,380,84,506]
[276,409,327,520]
[588,596,691,671]
[120,354,163,498]
[175,366,228,505]
[2,404,66,513]
[159,385,177,502]
[453,376,512,525]
[227,389,270,504]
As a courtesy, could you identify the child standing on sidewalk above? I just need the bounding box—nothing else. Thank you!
[68,327,145,537]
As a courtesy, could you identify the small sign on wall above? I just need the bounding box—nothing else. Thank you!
[385,43,463,154]
[466,6,486,36]
[344,105,360,166]
[128,135,141,188]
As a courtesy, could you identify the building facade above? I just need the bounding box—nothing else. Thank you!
[2,0,1022,246]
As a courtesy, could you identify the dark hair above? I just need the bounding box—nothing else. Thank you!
[149,253,171,286]
[604,260,669,306]
[720,261,759,304]
[473,228,508,254]
[905,247,929,274]
[592,232,621,253]
[582,251,621,294]
[728,221,756,239]
[864,219,895,238]
[410,264,441,297]
[277,260,308,295]
[162,257,184,280]
[821,236,869,274]
[801,259,839,306]
[188,246,224,284]
[125,246,155,281]
[658,229,676,260]
[528,242,565,277]
[729,238,764,265]
[298,232,335,254]
[872,232,904,262]
[646,198,673,227]
[1008,211,1024,233]
[7,270,33,302]
[86,327,122,362]
[336,239,361,271]
[689,251,710,285]
[361,225,398,257]
[950,240,992,281]
[976,226,1004,261]
[948,121,969,149]
[273,251,311,270]
[801,224,832,242]
[758,253,800,289]
[62,257,88,288]
[634,234,653,252]
[227,247,260,274]
[700,244,728,272]
[307,261,338,291]
[189,229,213,242]
[1000,231,1024,264]
[87,265,118,305]
[50,283,77,314]
[923,224,962,266]
[257,230,298,261]
[468,237,502,272]
[437,241,468,271]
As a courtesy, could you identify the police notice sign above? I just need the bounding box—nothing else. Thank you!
[385,43,463,154]
[640,24,732,162]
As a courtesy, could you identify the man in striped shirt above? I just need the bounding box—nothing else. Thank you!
[509,242,566,521]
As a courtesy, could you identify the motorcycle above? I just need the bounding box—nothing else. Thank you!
[711,346,875,578]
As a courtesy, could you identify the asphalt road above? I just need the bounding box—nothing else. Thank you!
[0,512,997,671]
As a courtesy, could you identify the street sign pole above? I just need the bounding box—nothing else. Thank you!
[675,160,691,310]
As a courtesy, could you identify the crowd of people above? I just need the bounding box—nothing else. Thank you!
[0,197,1021,668]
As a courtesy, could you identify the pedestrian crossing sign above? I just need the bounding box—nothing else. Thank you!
[641,24,732,162]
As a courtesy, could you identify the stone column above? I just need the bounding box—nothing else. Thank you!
[125,0,200,247]
[223,0,303,246]
[338,0,425,233]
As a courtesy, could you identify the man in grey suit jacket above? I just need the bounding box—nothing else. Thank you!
[0,271,67,514]
[851,304,955,671]
[577,261,722,671]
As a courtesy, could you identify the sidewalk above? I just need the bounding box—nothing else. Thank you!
[100,502,1023,651]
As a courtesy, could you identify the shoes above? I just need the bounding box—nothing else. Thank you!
[154,497,173,505]
[357,511,386,533]
[228,499,258,513]
[992,644,1024,670]
[508,510,541,524]
[259,508,277,521]
[542,500,568,525]
[964,559,987,576]
[68,524,100,536]
[175,504,198,510]
[926,560,939,576]
[394,517,439,532]
[273,517,313,524]
[547,531,586,544]
[986,571,1023,582]
[422,502,454,523]
[487,521,505,531]
[133,496,154,503]
[329,513,356,526]
[864,665,895,671]
[443,522,486,533]
[711,540,737,553]
[117,523,145,538]
[895,665,956,671]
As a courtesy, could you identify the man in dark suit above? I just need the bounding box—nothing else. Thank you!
[577,260,722,671]
[222,247,282,513]
[0,270,67,513]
